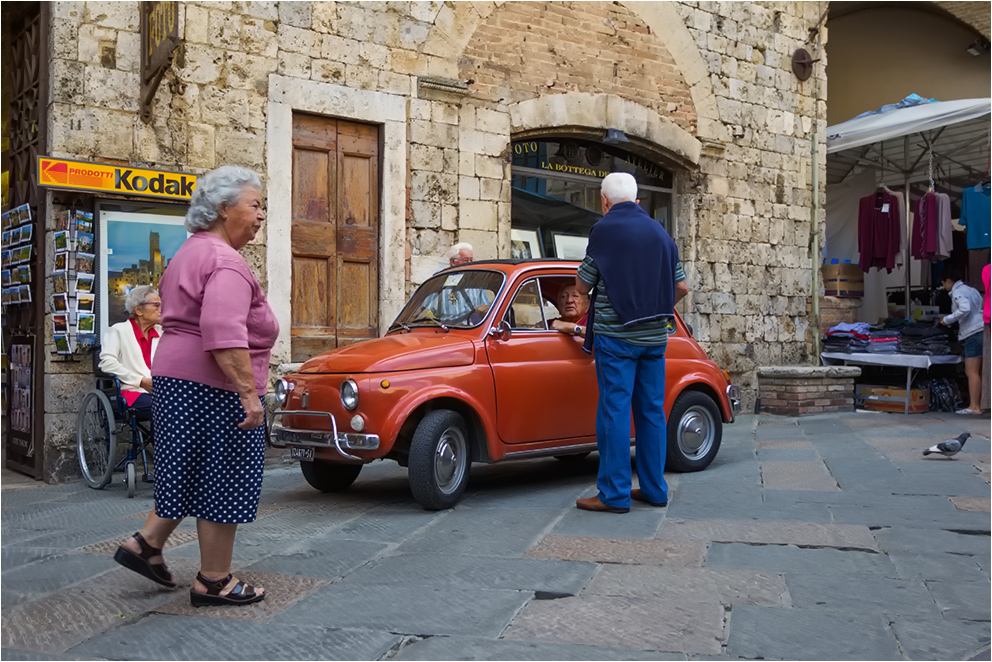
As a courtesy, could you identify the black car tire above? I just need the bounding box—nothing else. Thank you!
[666,390,722,472]
[300,460,363,492]
[408,409,471,510]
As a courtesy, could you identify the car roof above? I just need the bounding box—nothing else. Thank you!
[435,258,582,276]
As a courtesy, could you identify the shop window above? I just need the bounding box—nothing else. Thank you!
[510,138,674,259]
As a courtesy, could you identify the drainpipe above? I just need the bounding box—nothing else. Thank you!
[808,7,827,362]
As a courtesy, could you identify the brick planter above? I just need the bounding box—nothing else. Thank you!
[757,366,862,416]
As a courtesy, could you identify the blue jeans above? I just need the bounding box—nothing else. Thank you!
[593,334,669,508]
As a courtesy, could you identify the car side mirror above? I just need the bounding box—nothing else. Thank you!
[488,319,512,341]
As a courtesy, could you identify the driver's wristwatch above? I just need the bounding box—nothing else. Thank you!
[573,325,582,335]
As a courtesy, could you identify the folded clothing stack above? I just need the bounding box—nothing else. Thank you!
[867,329,900,353]
[895,323,952,355]
[824,322,872,352]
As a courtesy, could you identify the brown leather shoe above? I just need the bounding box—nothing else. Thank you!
[631,488,668,507]
[576,496,629,513]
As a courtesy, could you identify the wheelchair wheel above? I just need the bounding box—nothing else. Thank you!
[77,390,117,489]
[125,461,137,499]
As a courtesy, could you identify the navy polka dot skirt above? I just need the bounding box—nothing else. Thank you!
[152,376,265,524]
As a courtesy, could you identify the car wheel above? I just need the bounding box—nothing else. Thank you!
[408,409,470,510]
[666,391,722,472]
[300,461,363,492]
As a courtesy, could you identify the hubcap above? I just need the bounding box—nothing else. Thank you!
[678,406,714,460]
[434,426,467,494]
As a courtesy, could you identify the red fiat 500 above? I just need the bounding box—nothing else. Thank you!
[270,260,740,510]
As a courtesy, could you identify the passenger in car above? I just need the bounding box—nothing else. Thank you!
[549,283,590,337]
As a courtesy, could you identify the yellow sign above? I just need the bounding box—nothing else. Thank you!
[37,157,197,201]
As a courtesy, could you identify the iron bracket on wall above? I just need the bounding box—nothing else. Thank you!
[140,1,181,123]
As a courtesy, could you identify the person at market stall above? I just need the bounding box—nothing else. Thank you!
[98,285,162,421]
[939,268,984,415]
[113,165,277,607]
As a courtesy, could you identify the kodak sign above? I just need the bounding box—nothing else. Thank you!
[37,157,197,201]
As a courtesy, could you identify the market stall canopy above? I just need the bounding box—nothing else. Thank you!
[826,96,991,190]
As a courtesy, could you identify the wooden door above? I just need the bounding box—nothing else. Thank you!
[291,114,379,362]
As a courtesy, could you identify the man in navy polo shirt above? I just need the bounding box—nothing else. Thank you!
[574,172,688,513]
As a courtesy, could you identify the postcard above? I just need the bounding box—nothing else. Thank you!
[77,313,96,334]
[52,293,68,313]
[10,228,21,245]
[54,210,70,232]
[18,224,32,245]
[15,203,31,224]
[74,273,95,294]
[54,334,72,355]
[54,231,69,252]
[18,284,31,303]
[74,211,94,234]
[75,254,95,274]
[53,314,69,334]
[1,250,10,267]
[16,265,30,284]
[75,334,98,352]
[53,251,68,273]
[16,246,31,264]
[75,231,95,256]
[76,293,95,314]
[1,211,10,231]
[53,273,68,294]
[1,270,9,287]
[1,231,10,247]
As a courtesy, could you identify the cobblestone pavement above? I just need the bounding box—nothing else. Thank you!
[2,412,990,661]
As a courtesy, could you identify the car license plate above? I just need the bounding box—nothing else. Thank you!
[290,446,314,462]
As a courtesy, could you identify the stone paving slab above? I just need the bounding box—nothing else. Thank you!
[785,572,938,617]
[0,553,125,608]
[951,496,991,511]
[667,498,834,523]
[551,501,666,539]
[754,448,820,461]
[658,518,879,551]
[585,565,787,606]
[756,439,814,450]
[524,534,706,566]
[64,615,402,660]
[333,506,439,543]
[705,542,896,577]
[872,526,992,555]
[271,584,532,638]
[925,580,992,621]
[242,538,388,580]
[153,571,328,622]
[398,507,562,557]
[504,595,725,655]
[0,561,197,654]
[760,460,839,491]
[889,614,992,661]
[392,634,684,660]
[828,503,992,530]
[725,605,902,660]
[340,552,596,595]
[885,550,988,583]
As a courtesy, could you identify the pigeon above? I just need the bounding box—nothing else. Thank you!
[922,432,971,458]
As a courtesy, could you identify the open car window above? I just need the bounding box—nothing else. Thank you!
[395,270,504,329]
[503,275,578,331]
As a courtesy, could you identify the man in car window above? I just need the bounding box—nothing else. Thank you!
[574,172,688,513]
[549,283,590,337]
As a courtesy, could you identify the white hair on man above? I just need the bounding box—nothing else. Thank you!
[448,242,474,266]
[601,172,638,205]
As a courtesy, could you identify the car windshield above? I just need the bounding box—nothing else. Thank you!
[391,269,505,330]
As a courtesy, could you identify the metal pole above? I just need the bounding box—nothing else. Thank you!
[904,136,912,320]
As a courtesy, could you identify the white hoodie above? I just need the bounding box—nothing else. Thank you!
[943,280,984,341]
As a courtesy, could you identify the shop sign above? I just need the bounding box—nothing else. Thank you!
[37,157,197,201]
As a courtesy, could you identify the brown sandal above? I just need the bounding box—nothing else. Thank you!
[190,572,265,607]
[113,532,176,588]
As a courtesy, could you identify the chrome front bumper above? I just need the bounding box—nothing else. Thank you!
[726,384,741,421]
[268,410,380,461]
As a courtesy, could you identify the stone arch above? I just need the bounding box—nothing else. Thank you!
[420,1,725,141]
[509,93,702,170]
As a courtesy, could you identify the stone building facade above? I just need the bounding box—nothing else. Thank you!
[20,1,984,480]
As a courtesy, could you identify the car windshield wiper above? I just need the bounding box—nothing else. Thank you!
[405,315,449,332]
[387,320,411,333]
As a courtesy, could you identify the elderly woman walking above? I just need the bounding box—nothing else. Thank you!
[113,165,278,607]
[98,285,162,421]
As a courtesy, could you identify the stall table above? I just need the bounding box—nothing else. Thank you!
[820,352,962,414]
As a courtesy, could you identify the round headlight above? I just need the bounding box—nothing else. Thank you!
[275,378,291,406]
[341,379,359,410]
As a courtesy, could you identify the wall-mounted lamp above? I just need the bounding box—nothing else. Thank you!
[966,38,990,56]
[603,128,629,145]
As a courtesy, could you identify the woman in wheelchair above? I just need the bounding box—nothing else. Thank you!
[98,285,162,420]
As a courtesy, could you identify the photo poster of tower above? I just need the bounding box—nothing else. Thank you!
[98,209,189,337]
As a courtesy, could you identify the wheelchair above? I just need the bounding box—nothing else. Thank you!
[76,372,155,498]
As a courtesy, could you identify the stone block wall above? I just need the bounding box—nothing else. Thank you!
[818,295,863,339]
